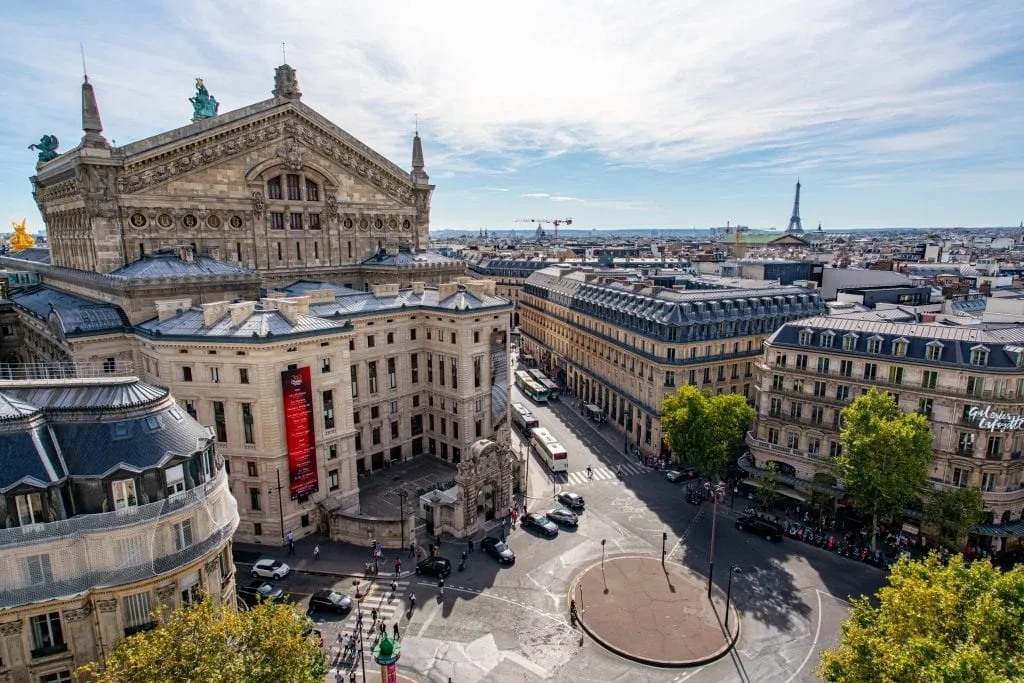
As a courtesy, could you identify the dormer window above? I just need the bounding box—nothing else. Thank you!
[925,341,943,362]
[798,329,813,346]
[843,333,858,351]
[15,492,44,526]
[892,338,909,357]
[113,479,138,510]
[970,345,989,367]
[267,176,282,200]
[820,331,835,348]
[165,464,185,497]
[867,336,883,354]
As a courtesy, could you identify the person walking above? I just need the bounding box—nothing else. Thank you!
[390,578,398,595]
[394,557,401,575]
[467,538,474,554]
[371,607,378,624]
[408,541,415,558]
[393,621,400,639]
[409,593,416,611]
[438,577,445,597]
[287,530,295,556]
[314,545,321,561]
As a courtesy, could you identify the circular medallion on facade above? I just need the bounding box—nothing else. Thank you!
[130,213,147,228]
[157,213,173,228]
[359,218,369,231]
[343,218,354,230]
[182,214,198,228]
[375,218,384,230]
[229,215,244,229]
[402,219,411,231]
[388,218,398,231]
[207,215,222,229]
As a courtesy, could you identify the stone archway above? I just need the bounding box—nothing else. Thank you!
[477,481,498,522]
[456,439,515,537]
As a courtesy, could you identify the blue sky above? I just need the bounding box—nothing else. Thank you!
[1,0,1022,233]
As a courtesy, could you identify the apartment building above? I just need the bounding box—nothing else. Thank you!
[748,310,1024,550]
[0,368,238,682]
[134,279,511,544]
[519,267,826,456]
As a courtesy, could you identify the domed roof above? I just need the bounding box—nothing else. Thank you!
[0,392,40,422]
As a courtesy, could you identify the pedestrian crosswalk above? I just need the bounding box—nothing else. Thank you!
[325,577,411,678]
[563,462,648,485]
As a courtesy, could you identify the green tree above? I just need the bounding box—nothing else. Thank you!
[924,486,985,552]
[661,385,755,480]
[837,389,931,549]
[755,461,780,514]
[818,553,1024,683]
[77,596,327,683]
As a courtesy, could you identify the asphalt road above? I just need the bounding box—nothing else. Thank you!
[238,384,887,682]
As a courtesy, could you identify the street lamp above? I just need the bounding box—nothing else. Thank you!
[706,480,727,598]
[661,531,668,567]
[725,565,742,631]
[601,538,607,569]
[397,490,408,550]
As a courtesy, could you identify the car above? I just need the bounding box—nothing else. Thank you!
[308,589,353,614]
[250,558,291,580]
[666,467,699,483]
[415,556,452,577]
[522,512,559,537]
[238,579,286,605]
[735,515,784,541]
[480,536,516,564]
[556,492,585,510]
[546,508,579,528]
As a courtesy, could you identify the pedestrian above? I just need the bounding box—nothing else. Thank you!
[395,558,401,574]
[391,578,398,594]
[468,538,474,554]
[335,670,343,683]
[314,545,320,561]
[349,671,356,683]
[409,541,415,557]
[355,611,363,629]
[393,621,400,639]
[371,607,378,623]
[439,577,445,597]
[409,593,416,611]
[379,621,386,638]
[287,530,295,556]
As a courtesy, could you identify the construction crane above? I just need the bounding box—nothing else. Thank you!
[514,217,573,240]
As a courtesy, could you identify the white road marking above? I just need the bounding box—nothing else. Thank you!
[416,581,571,629]
[785,588,823,683]
[416,599,441,637]
[528,573,562,609]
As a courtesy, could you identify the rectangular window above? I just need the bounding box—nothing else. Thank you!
[387,332,394,344]
[772,374,784,390]
[775,353,787,367]
[918,397,933,418]
[967,376,984,396]
[267,176,282,199]
[410,328,417,341]
[286,173,301,200]
[112,480,138,510]
[25,554,53,585]
[269,212,284,230]
[453,422,459,439]
[350,365,359,397]
[922,370,938,389]
[242,403,255,444]
[411,414,423,436]
[213,401,227,442]
[863,363,877,381]
[427,354,434,383]
[981,471,996,491]
[986,437,1002,461]
[305,179,319,201]
[308,213,321,230]
[391,421,399,439]
[952,467,968,487]
[320,357,332,373]
[795,354,808,371]
[372,426,381,446]
[388,358,397,389]
[451,360,458,388]
[475,420,482,438]
[811,405,824,424]
[829,441,843,458]
[769,398,782,417]
[371,406,380,419]
[16,492,44,526]
[239,368,250,384]
[411,353,419,383]
[790,401,803,419]
[889,366,903,385]
[323,390,335,430]
[836,385,850,401]
[839,359,853,377]
[210,366,220,383]
[174,519,194,550]
[367,335,375,348]
[451,332,457,344]
[368,362,379,394]
[665,371,675,387]
[329,469,339,491]
[926,344,942,361]
[247,461,258,477]
[249,487,262,511]
[254,522,263,536]
[439,358,446,387]
[766,428,779,445]
[816,357,830,374]
[123,592,152,631]
[813,381,826,397]
[182,366,193,382]
[30,612,65,654]
[958,432,975,456]
[390,401,398,415]
[165,463,185,496]
[328,444,338,460]
[441,418,447,436]
[474,357,482,388]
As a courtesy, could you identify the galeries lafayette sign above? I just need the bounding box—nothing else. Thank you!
[968,406,1024,432]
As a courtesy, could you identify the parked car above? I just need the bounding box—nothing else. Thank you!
[238,579,285,605]
[546,508,579,528]
[522,512,559,537]
[556,492,585,510]
[480,536,516,564]
[250,558,291,580]
[415,556,452,577]
[308,589,353,614]
[666,467,699,483]
[735,515,784,541]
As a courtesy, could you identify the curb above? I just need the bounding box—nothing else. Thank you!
[566,554,740,668]
[234,560,415,581]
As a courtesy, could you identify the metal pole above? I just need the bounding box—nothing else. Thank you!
[601,539,606,569]
[399,490,407,550]
[358,618,367,683]
[662,531,667,567]
[725,565,737,630]
[707,485,722,598]
[276,469,286,543]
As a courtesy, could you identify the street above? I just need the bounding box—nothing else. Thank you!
[248,384,886,682]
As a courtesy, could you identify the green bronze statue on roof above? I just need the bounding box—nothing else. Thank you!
[28,135,60,163]
[190,77,219,121]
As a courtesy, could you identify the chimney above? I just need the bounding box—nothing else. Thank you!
[371,283,400,298]
[438,283,458,300]
[411,282,425,295]
[177,245,195,263]
[201,301,231,327]
[275,296,311,325]
[229,301,256,327]
[308,288,337,303]
[155,298,193,321]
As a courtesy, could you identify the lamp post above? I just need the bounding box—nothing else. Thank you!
[706,480,726,598]
[662,531,668,567]
[356,603,367,683]
[398,490,408,549]
[725,565,742,631]
[601,538,607,569]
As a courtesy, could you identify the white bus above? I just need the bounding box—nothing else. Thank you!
[515,370,548,402]
[530,427,568,473]
[511,402,540,434]
[527,369,560,400]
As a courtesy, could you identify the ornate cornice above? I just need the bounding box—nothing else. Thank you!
[0,620,22,636]
[63,602,94,623]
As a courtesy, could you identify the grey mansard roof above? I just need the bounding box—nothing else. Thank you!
[110,249,257,280]
[11,284,129,336]
[3,247,51,264]
[360,250,459,267]
[768,311,1024,371]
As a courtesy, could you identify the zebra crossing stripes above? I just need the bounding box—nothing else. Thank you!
[338,578,410,632]
[564,462,647,485]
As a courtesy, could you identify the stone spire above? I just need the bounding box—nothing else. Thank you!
[273,64,302,100]
[411,130,428,184]
[81,75,108,149]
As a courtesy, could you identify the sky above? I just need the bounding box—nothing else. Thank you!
[1,0,1022,233]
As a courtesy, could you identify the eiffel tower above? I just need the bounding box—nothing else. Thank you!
[786,179,803,234]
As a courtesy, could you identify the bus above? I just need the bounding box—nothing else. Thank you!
[515,370,548,403]
[530,427,568,473]
[511,402,540,434]
[527,369,560,400]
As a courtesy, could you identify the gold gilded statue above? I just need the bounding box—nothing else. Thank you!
[9,219,36,251]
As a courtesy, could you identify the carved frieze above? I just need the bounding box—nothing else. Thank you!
[63,602,95,622]
[251,192,266,218]
[96,598,118,613]
[0,620,23,636]
[275,139,307,170]
[154,582,176,602]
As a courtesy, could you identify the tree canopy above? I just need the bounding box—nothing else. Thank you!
[837,389,932,548]
[77,596,327,683]
[924,486,986,551]
[661,385,755,480]
[818,553,1024,683]
[755,461,781,513]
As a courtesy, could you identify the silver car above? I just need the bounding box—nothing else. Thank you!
[250,558,291,580]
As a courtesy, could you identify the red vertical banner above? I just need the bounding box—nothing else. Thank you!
[281,367,319,498]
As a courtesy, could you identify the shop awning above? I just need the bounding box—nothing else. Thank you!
[739,478,808,503]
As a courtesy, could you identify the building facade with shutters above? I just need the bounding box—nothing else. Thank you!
[0,369,238,683]
[747,310,1024,550]
[519,267,826,459]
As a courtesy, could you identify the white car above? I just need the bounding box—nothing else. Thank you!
[250,558,291,580]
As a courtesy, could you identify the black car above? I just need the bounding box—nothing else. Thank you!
[522,512,559,537]
[546,508,579,528]
[308,589,353,614]
[238,579,285,605]
[735,515,784,541]
[415,556,452,577]
[556,492,585,510]
[480,536,515,564]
